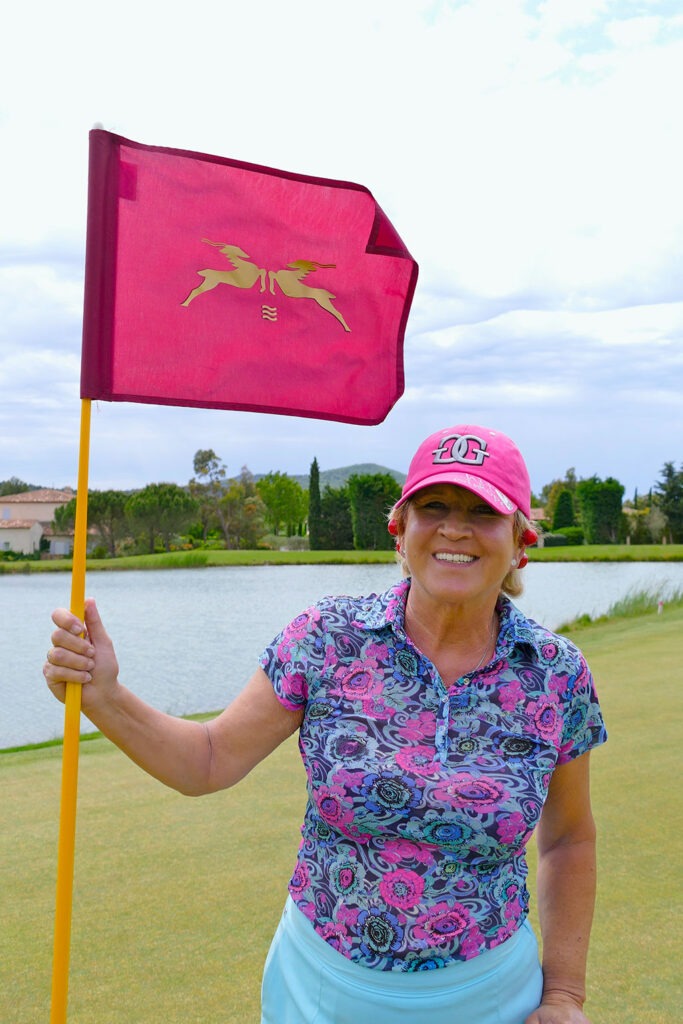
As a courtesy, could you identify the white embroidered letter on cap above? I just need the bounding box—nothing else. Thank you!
[432,433,491,467]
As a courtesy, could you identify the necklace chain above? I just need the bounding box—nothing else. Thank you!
[468,614,497,674]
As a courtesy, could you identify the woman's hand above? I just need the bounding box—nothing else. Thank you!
[44,598,120,710]
[525,993,591,1023]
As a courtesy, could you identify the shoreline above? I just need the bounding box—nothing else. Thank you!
[2,543,683,574]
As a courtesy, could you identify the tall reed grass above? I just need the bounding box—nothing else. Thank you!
[559,583,683,631]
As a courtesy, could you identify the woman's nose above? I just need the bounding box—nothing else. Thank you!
[439,507,471,535]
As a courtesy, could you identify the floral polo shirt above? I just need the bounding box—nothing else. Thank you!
[259,579,607,972]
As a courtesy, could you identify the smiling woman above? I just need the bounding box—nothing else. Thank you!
[392,486,535,596]
[44,423,607,1024]
[385,428,537,686]
[399,485,520,643]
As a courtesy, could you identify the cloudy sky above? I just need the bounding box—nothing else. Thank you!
[1,0,681,502]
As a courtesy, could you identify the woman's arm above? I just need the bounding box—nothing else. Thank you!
[45,599,302,796]
[525,752,597,1024]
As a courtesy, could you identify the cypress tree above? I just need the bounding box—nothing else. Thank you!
[308,457,323,549]
[552,489,575,531]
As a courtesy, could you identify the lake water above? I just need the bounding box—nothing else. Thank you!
[2,561,682,749]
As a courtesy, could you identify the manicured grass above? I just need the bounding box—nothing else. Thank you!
[1,736,307,1023]
[0,548,398,573]
[527,543,683,562]
[553,604,683,1024]
[1,606,681,1022]
[2,543,683,573]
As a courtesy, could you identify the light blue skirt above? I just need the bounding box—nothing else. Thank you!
[261,897,543,1024]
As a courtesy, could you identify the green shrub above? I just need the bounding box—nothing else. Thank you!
[0,549,39,561]
[560,526,584,545]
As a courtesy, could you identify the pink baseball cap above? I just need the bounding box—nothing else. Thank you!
[396,425,531,517]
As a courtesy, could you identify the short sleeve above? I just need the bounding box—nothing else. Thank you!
[557,654,607,764]
[259,604,325,711]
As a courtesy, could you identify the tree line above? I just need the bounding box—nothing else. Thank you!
[539,463,683,545]
[49,449,402,557]
[2,454,681,556]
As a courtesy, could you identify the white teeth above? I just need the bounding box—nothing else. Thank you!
[434,553,475,563]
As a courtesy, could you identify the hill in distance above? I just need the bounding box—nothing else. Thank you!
[14,465,407,495]
[289,463,406,491]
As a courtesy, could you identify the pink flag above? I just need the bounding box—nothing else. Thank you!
[81,130,418,425]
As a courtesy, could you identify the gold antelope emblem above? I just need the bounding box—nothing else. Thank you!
[181,239,351,332]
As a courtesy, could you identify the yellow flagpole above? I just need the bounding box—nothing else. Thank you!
[50,398,92,1024]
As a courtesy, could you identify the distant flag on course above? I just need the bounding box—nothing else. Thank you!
[81,130,418,425]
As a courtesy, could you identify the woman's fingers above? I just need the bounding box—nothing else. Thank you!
[44,607,96,700]
[51,606,87,636]
[49,624,94,657]
[45,598,120,706]
[46,641,95,675]
[43,644,94,691]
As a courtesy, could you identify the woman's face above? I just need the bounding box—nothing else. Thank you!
[400,484,520,611]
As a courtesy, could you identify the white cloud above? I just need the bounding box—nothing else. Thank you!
[536,0,611,35]
[405,379,574,405]
[605,14,667,46]
[0,0,680,499]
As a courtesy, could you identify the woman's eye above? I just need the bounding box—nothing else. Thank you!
[413,500,446,516]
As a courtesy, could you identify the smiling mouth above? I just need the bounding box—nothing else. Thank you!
[434,553,476,564]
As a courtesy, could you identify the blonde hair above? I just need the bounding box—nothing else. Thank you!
[387,500,532,599]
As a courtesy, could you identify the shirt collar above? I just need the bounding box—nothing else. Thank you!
[495,595,542,657]
[353,579,542,658]
[352,579,410,632]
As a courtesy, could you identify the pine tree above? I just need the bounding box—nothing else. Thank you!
[655,461,683,542]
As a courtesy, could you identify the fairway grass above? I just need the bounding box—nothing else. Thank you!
[2,607,681,1023]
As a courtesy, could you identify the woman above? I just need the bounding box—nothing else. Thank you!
[44,424,607,1024]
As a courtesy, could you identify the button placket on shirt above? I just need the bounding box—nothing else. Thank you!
[421,656,451,763]
[434,694,451,762]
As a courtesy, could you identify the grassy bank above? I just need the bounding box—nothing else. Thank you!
[2,543,683,573]
[557,583,683,632]
[526,542,683,562]
[0,548,397,573]
[2,604,682,1022]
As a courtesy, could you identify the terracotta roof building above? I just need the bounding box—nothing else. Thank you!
[0,488,75,556]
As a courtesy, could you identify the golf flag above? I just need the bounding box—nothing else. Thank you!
[81,130,418,424]
[52,131,417,1023]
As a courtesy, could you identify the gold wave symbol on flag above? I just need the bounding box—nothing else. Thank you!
[181,240,351,331]
[261,305,278,321]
